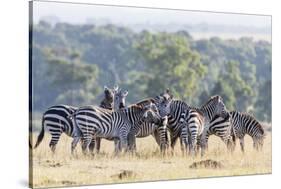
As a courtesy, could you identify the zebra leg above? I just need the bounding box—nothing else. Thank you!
[95,137,101,153]
[200,132,208,157]
[154,127,169,154]
[114,138,121,155]
[253,138,262,151]
[179,136,184,154]
[127,132,136,153]
[170,136,178,152]
[88,138,96,154]
[71,137,80,154]
[196,136,202,156]
[49,132,62,153]
[239,137,245,153]
[81,134,92,155]
[188,130,197,157]
[232,135,237,150]
[179,126,186,155]
[120,135,129,153]
[225,136,235,153]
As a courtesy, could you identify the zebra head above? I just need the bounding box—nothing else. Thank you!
[142,102,162,125]
[204,95,228,119]
[103,85,115,104]
[113,88,128,110]
[155,88,174,117]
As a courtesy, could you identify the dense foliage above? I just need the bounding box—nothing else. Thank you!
[31,21,271,122]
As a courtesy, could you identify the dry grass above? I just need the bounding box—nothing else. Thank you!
[30,132,272,188]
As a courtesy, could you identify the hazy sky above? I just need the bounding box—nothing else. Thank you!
[32,1,271,28]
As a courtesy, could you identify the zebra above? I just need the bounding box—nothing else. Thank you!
[126,98,169,153]
[72,102,162,155]
[156,90,229,156]
[179,96,229,156]
[178,109,204,155]
[229,111,265,152]
[93,88,128,153]
[33,86,119,153]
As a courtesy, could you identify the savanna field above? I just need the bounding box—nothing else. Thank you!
[29,5,272,188]
[30,126,271,188]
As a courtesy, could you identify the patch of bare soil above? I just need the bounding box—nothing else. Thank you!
[189,159,223,169]
[111,170,137,180]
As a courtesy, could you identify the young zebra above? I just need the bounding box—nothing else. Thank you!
[93,88,128,153]
[72,102,162,155]
[33,86,118,153]
[230,111,265,152]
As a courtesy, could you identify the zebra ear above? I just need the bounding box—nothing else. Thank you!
[104,85,109,91]
[217,95,222,102]
[166,88,170,92]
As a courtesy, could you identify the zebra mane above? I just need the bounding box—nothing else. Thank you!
[135,98,155,107]
[171,100,203,115]
[126,104,143,110]
[200,95,221,109]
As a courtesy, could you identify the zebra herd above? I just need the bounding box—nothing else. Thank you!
[33,86,265,157]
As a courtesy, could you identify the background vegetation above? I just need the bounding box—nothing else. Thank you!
[31,20,272,123]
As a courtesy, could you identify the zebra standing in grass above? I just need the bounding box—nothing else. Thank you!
[178,109,204,155]
[93,88,128,153]
[72,102,162,155]
[229,111,265,152]
[126,98,169,153]
[33,86,118,153]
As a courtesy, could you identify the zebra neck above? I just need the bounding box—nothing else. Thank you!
[170,100,192,118]
[200,105,216,122]
[100,100,113,110]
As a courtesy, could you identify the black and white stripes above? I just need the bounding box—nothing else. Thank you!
[73,103,162,154]
[230,111,265,152]
[33,86,118,153]
[33,87,265,156]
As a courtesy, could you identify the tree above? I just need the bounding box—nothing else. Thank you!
[135,31,206,102]
[211,60,253,111]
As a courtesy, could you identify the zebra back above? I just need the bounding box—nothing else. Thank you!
[230,111,265,139]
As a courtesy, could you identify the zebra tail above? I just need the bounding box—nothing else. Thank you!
[34,118,45,149]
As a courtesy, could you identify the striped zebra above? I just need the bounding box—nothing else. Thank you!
[33,86,118,153]
[93,88,128,153]
[127,98,169,153]
[157,91,228,156]
[72,102,162,155]
[157,99,193,152]
[229,111,265,152]
[179,111,232,156]
[178,109,204,155]
[179,96,228,156]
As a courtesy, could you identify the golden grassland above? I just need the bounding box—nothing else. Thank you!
[30,132,272,188]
